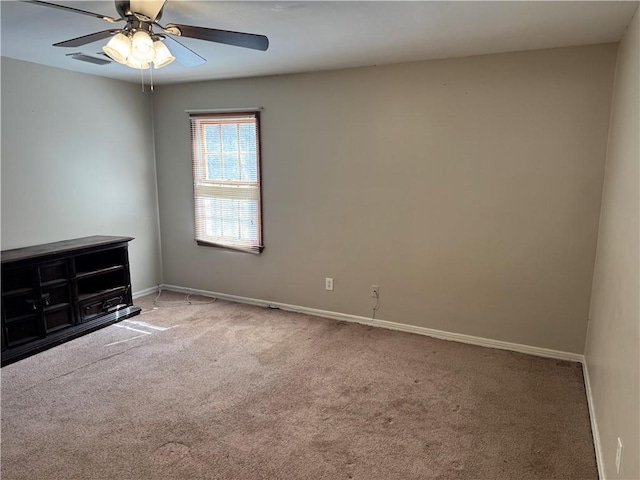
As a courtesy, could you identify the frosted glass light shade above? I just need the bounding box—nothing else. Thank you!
[131,30,156,63]
[153,41,175,69]
[102,33,131,64]
[125,55,150,70]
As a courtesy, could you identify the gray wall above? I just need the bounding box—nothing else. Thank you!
[1,57,162,293]
[586,9,639,480]
[153,44,616,354]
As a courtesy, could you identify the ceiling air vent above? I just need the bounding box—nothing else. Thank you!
[66,53,111,66]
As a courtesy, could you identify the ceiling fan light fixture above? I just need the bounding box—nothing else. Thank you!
[28,0,270,74]
[102,32,131,64]
[152,40,175,68]
[130,30,156,63]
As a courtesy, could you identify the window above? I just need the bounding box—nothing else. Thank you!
[190,112,263,254]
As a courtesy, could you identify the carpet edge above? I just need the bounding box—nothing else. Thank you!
[159,283,584,363]
[582,359,605,479]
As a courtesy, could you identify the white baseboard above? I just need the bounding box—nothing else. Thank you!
[159,283,583,363]
[133,285,160,299]
[582,360,604,479]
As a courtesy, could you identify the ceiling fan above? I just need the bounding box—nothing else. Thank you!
[25,0,269,69]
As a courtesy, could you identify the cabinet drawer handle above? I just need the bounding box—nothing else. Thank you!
[103,296,123,310]
[85,301,102,312]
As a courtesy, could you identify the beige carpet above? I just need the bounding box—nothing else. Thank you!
[1,291,597,479]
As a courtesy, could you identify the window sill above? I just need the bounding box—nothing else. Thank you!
[196,240,264,255]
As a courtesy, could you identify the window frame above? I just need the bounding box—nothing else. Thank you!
[190,111,264,254]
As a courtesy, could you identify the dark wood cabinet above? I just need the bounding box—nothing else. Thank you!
[1,236,142,366]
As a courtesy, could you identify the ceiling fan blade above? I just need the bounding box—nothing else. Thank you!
[130,0,166,22]
[162,36,206,67]
[23,1,119,23]
[53,30,119,48]
[165,24,269,51]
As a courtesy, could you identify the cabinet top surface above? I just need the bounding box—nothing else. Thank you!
[1,236,134,264]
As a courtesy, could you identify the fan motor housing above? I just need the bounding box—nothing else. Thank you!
[115,1,163,21]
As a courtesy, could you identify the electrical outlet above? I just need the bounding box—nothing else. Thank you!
[325,278,334,291]
[371,285,379,298]
[616,437,623,474]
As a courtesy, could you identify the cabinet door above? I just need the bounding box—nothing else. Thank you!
[1,265,42,347]
[41,284,74,333]
[38,261,75,333]
[4,314,41,348]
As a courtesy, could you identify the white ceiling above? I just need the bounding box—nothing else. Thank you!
[1,1,638,85]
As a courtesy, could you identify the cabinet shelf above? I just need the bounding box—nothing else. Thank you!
[4,313,37,325]
[41,279,68,289]
[78,287,125,303]
[43,302,71,314]
[7,335,40,348]
[2,287,34,298]
[46,323,72,334]
[76,265,124,280]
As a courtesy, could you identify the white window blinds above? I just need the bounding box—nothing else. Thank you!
[190,112,263,254]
